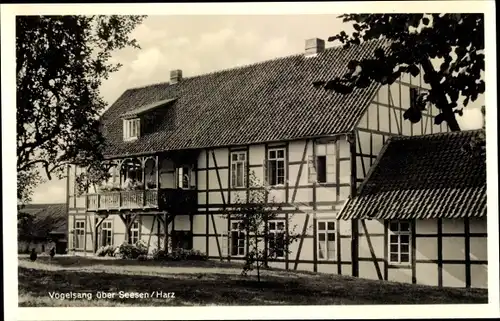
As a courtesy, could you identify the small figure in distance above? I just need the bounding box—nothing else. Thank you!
[30,248,37,262]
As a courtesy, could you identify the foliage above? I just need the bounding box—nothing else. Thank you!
[151,248,208,261]
[16,15,146,203]
[463,105,486,157]
[136,254,151,261]
[317,14,484,132]
[225,171,301,282]
[95,244,117,257]
[115,241,148,259]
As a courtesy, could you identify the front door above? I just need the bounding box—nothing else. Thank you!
[171,230,193,250]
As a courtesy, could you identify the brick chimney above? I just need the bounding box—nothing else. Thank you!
[170,69,183,84]
[305,38,325,57]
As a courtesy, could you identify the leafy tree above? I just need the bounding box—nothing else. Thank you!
[16,15,146,203]
[316,14,484,132]
[226,172,301,282]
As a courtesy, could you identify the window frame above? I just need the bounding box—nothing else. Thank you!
[267,220,285,258]
[267,148,286,186]
[317,219,336,261]
[230,221,246,257]
[309,141,336,184]
[388,220,411,265]
[130,220,140,245]
[101,220,113,246]
[176,166,191,189]
[230,151,247,188]
[123,118,141,141]
[74,220,85,250]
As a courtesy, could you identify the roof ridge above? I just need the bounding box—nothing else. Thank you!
[127,38,389,92]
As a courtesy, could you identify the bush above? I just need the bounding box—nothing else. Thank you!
[152,248,208,261]
[137,254,151,261]
[116,240,148,259]
[96,244,116,257]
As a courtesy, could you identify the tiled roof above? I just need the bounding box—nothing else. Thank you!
[101,39,391,158]
[339,130,486,220]
[18,203,67,236]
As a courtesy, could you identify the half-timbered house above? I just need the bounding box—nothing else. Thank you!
[66,38,486,288]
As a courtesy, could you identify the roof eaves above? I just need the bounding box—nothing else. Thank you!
[102,132,352,160]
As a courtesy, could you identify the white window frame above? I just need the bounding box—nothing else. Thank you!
[74,220,85,250]
[231,151,247,188]
[309,141,336,184]
[317,220,336,261]
[267,148,286,186]
[388,220,411,264]
[230,221,246,257]
[267,220,285,258]
[123,118,141,141]
[176,166,191,189]
[101,221,113,246]
[130,220,140,245]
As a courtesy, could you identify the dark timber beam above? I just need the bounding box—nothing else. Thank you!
[361,220,383,280]
[349,132,359,277]
[205,149,209,257]
[437,218,443,287]
[291,139,309,204]
[294,213,310,270]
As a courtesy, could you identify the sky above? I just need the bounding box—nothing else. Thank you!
[30,14,485,204]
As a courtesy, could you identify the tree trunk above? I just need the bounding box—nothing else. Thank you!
[257,260,261,282]
[420,58,461,132]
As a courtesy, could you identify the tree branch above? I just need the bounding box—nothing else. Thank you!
[419,57,461,131]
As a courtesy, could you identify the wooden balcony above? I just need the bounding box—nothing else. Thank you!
[86,188,197,214]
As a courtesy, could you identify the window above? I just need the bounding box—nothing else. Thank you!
[230,222,246,256]
[317,220,335,260]
[123,118,141,141]
[231,151,247,188]
[266,148,285,186]
[130,220,140,245]
[74,220,85,250]
[177,166,191,189]
[308,142,336,183]
[388,220,411,264]
[101,221,113,246]
[268,221,285,258]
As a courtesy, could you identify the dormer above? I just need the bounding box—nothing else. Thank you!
[123,118,141,141]
[120,97,178,142]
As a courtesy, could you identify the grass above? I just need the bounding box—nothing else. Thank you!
[18,255,488,307]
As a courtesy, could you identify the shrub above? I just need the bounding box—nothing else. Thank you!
[152,249,168,261]
[116,240,148,259]
[96,244,116,257]
[152,248,208,261]
[137,254,151,261]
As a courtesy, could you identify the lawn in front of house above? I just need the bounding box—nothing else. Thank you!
[18,255,488,306]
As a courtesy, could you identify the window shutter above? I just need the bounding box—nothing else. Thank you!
[136,119,141,137]
[307,155,317,183]
[177,167,183,188]
[262,159,268,186]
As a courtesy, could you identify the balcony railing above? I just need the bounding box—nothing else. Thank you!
[86,188,197,214]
